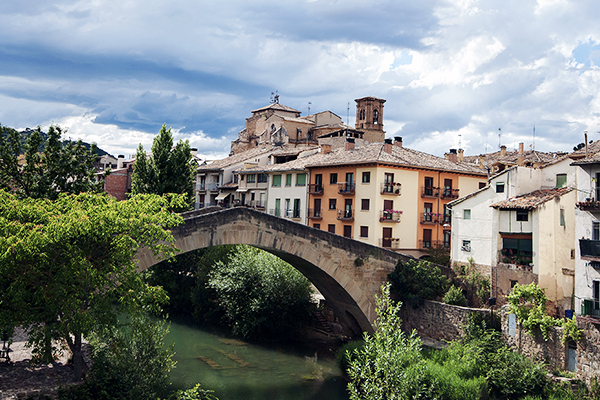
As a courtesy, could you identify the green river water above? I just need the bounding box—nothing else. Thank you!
[166,319,350,400]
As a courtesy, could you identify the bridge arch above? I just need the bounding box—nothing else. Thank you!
[136,207,412,333]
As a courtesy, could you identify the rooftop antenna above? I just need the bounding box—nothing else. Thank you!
[270,91,279,104]
[458,134,462,149]
[498,128,501,149]
[308,102,311,115]
[347,102,350,126]
[532,124,536,151]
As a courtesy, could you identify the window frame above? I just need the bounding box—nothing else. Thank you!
[362,171,371,183]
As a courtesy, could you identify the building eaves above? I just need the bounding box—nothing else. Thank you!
[490,187,573,210]
[251,103,301,114]
[448,185,490,208]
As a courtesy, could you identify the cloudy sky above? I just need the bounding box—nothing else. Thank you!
[2,0,600,160]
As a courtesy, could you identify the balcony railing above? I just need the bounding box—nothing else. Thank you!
[580,239,600,260]
[196,182,219,191]
[441,188,460,199]
[498,249,534,268]
[307,208,323,219]
[337,209,354,221]
[379,210,402,223]
[577,200,600,211]
[442,214,452,227]
[421,186,440,198]
[379,238,401,249]
[284,209,301,219]
[421,212,441,224]
[269,208,281,217]
[338,182,355,194]
[380,183,402,195]
[419,239,442,249]
[308,184,324,195]
[244,200,265,209]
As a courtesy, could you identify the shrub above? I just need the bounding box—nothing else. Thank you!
[388,259,449,305]
[444,285,467,307]
[336,340,364,374]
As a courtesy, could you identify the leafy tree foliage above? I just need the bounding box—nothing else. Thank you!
[207,246,314,340]
[443,285,467,307]
[131,124,195,210]
[0,190,186,380]
[0,124,104,199]
[452,258,490,308]
[387,259,449,305]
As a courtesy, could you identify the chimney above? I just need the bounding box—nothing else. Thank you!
[478,154,486,168]
[448,149,458,163]
[458,149,464,162]
[191,148,198,157]
[394,136,403,147]
[117,155,125,169]
[321,144,332,154]
[500,145,506,157]
[383,138,393,154]
[345,137,355,151]
[518,143,524,154]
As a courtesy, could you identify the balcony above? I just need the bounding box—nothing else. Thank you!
[421,186,440,198]
[379,238,401,249]
[441,188,460,200]
[244,200,265,209]
[196,182,219,191]
[379,210,402,223]
[442,214,452,227]
[420,212,441,224]
[284,209,301,219]
[580,239,600,261]
[419,239,442,249]
[337,209,354,221]
[380,182,402,195]
[338,182,355,195]
[307,208,323,219]
[498,249,534,269]
[308,184,324,195]
[577,200,600,211]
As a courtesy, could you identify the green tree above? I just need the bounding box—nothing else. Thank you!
[131,124,195,210]
[387,259,449,305]
[0,190,186,380]
[0,124,104,199]
[207,246,314,340]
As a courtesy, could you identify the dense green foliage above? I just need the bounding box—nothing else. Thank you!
[425,243,451,266]
[131,124,195,210]
[387,259,449,305]
[0,124,105,199]
[452,258,490,308]
[444,285,467,307]
[507,283,582,342]
[0,190,185,379]
[346,285,549,400]
[207,246,314,340]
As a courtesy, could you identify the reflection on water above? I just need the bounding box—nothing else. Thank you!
[166,319,350,400]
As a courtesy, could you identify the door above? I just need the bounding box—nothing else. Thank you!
[345,199,353,219]
[384,173,394,193]
[425,177,434,196]
[313,198,321,217]
[423,229,432,248]
[382,227,392,248]
[383,199,393,220]
[444,179,452,197]
[275,199,281,217]
[343,225,352,238]
[315,174,323,192]
[346,172,354,192]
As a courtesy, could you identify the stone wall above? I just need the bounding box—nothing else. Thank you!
[398,299,490,342]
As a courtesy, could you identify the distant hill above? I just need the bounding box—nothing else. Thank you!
[1,127,112,157]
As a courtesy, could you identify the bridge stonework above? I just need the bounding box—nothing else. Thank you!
[136,207,413,333]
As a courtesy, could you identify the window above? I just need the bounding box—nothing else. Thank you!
[330,173,338,184]
[360,226,369,238]
[285,199,291,217]
[510,280,518,289]
[560,208,565,227]
[314,223,320,229]
[293,199,301,218]
[422,229,432,248]
[272,174,281,187]
[329,199,336,209]
[240,175,244,181]
[247,174,256,183]
[296,173,307,186]
[594,281,600,310]
[556,174,567,188]
[424,202,433,222]
[274,199,281,217]
[373,109,379,124]
[424,177,434,196]
[516,209,528,222]
[464,209,471,220]
[593,222,600,240]
[234,174,239,184]
[285,174,292,186]
[496,182,505,193]
[362,172,371,183]
[258,173,268,183]
[443,231,451,248]
[361,199,370,211]
[328,224,335,234]
[479,182,486,189]
[343,225,352,238]
[462,240,471,252]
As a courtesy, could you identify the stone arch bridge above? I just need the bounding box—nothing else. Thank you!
[136,207,414,334]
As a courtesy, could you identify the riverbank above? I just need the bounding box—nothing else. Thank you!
[0,328,76,400]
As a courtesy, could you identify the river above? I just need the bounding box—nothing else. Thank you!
[166,319,350,400]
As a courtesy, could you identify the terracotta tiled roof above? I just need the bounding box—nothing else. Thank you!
[490,187,573,210]
[219,182,238,189]
[463,149,558,167]
[196,146,273,172]
[251,103,301,114]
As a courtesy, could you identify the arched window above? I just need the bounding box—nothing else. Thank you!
[359,109,365,120]
[373,110,379,124]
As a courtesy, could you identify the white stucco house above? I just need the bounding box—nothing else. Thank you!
[449,157,577,315]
